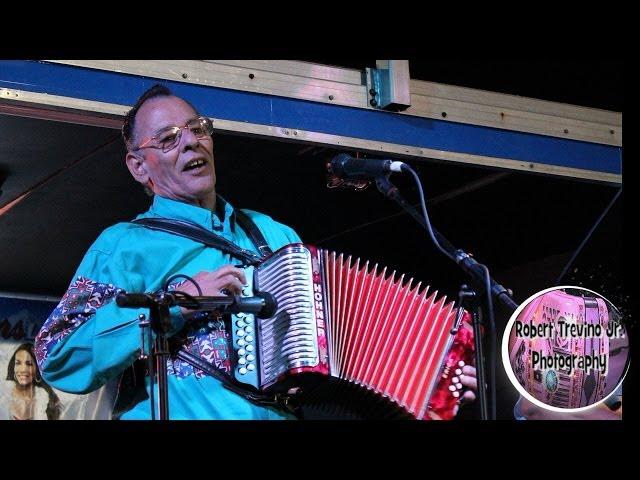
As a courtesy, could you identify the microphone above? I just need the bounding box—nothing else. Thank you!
[116,292,163,308]
[116,291,278,319]
[226,292,278,319]
[328,153,405,180]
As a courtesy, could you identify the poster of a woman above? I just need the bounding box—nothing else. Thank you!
[1,343,62,420]
[1,296,117,420]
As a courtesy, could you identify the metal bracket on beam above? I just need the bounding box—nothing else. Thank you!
[366,60,412,111]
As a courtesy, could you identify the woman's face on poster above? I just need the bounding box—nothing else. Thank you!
[14,350,36,386]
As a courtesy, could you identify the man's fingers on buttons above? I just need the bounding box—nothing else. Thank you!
[221,266,247,285]
[221,276,244,294]
[235,270,247,285]
[459,374,477,389]
[231,279,245,294]
[461,390,476,404]
[462,365,475,376]
[215,265,239,277]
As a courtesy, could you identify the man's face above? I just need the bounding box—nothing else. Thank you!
[127,96,216,206]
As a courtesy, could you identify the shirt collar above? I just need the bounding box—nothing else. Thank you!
[148,195,237,233]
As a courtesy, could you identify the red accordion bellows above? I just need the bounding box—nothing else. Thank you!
[233,244,475,420]
[323,250,474,419]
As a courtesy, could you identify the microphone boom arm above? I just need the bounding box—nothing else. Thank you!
[375,175,518,312]
[116,291,278,319]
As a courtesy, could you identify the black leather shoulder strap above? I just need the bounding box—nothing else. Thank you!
[131,217,263,265]
[235,209,273,257]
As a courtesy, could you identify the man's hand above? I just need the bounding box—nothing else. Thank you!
[175,265,247,316]
[458,365,477,405]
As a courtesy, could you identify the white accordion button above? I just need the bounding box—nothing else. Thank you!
[449,385,456,392]
[245,326,253,333]
[246,354,255,362]
[456,383,463,390]
[237,339,246,346]
[238,358,247,365]
[458,361,465,367]
[246,345,254,352]
[455,368,462,375]
[239,367,247,375]
[236,320,246,328]
[236,329,246,337]
[452,377,459,384]
[245,335,254,342]
[238,349,246,356]
[247,364,255,371]
[453,391,460,398]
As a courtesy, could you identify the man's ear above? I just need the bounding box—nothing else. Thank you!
[126,151,150,186]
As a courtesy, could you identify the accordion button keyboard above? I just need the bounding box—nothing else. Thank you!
[230,265,262,389]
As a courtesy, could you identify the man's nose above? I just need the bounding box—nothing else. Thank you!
[180,128,200,150]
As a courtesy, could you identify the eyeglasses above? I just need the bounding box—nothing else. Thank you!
[133,116,214,152]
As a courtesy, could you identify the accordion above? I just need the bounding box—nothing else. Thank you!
[231,244,475,420]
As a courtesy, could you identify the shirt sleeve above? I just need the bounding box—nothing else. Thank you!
[35,237,185,395]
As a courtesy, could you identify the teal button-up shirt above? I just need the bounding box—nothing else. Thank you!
[36,195,301,419]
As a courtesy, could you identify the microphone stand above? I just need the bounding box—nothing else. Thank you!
[149,295,172,421]
[374,175,519,420]
[457,284,488,420]
[117,292,273,420]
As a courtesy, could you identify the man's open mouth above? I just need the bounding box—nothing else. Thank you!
[183,159,207,172]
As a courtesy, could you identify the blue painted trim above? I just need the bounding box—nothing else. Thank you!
[0,60,621,175]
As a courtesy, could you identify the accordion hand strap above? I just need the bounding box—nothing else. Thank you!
[176,349,297,413]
